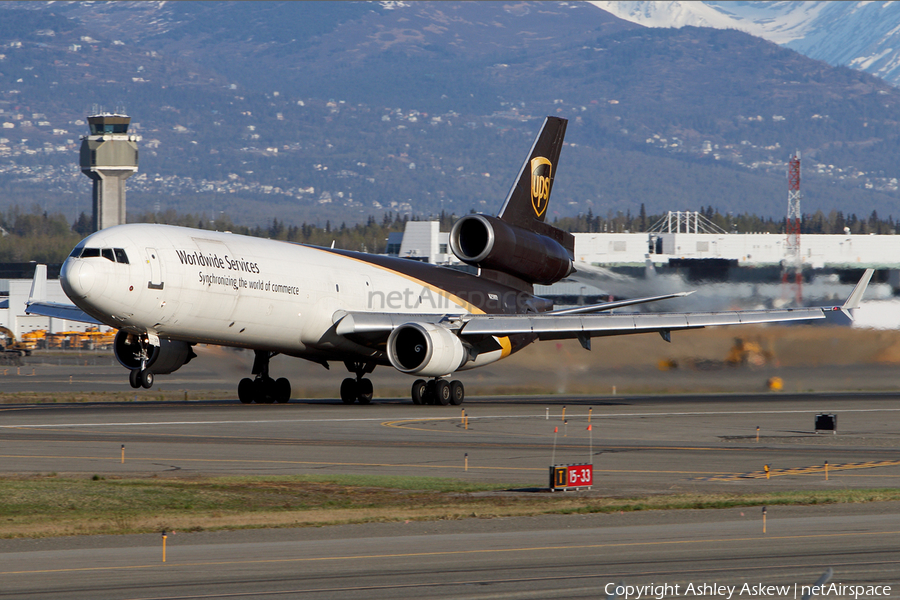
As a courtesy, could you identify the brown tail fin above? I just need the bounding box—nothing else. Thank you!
[497,116,567,230]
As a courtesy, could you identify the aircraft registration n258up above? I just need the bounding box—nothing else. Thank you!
[27,116,873,405]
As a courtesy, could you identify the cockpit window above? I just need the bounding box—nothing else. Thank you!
[71,246,130,263]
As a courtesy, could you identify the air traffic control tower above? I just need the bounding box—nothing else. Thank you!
[79,113,140,231]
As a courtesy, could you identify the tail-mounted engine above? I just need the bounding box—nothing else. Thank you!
[449,214,574,285]
[114,330,196,375]
[386,322,468,377]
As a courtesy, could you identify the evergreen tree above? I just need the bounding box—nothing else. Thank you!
[72,212,92,236]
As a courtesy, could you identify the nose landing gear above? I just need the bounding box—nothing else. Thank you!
[127,335,155,389]
[238,350,292,404]
[128,367,154,390]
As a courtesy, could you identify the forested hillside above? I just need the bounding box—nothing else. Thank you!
[1,205,892,265]
[1,2,899,226]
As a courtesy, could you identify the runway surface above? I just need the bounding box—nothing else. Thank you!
[3,393,900,492]
[2,505,899,600]
[2,393,900,598]
[5,344,900,397]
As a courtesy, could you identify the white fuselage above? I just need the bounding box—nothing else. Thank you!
[61,224,474,362]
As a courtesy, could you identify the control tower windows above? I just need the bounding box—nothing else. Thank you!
[89,122,129,135]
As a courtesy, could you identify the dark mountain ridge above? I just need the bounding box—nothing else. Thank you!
[0,1,898,226]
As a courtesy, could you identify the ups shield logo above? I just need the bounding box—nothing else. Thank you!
[530,157,552,218]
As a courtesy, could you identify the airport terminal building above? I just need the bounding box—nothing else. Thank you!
[390,218,900,279]
[387,218,900,314]
[390,218,900,272]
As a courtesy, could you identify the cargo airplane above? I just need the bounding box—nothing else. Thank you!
[26,117,873,405]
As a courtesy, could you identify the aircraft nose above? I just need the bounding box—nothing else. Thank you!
[61,259,95,300]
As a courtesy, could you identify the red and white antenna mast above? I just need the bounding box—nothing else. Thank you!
[784,151,802,304]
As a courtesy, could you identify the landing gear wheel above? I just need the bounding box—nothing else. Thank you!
[249,378,265,403]
[357,378,373,405]
[449,380,465,405]
[243,350,292,405]
[424,380,436,405]
[274,377,291,403]
[435,380,451,406]
[260,378,276,403]
[140,369,154,390]
[341,361,377,405]
[411,379,426,405]
[340,378,358,404]
[238,378,254,404]
[128,369,141,389]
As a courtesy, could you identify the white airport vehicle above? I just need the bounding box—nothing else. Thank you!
[26,117,873,405]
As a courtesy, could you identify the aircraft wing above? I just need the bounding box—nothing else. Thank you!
[335,306,831,345]
[458,306,830,340]
[334,269,873,345]
[333,311,457,344]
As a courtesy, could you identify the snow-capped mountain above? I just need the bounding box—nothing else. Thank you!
[591,1,900,87]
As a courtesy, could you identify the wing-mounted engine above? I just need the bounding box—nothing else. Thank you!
[449,214,574,285]
[386,322,468,377]
[113,330,196,375]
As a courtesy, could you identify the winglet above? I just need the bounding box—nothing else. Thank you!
[27,264,47,305]
[842,268,874,311]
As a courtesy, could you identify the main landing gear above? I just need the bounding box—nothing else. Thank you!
[334,362,463,406]
[238,350,291,404]
[411,378,464,406]
[340,361,375,405]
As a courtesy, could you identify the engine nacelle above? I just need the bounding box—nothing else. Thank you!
[114,330,196,375]
[449,214,573,285]
[386,322,467,377]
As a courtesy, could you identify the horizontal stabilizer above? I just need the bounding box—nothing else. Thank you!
[26,301,105,326]
[546,291,694,316]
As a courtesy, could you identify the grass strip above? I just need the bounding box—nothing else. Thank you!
[0,390,234,404]
[3,473,900,539]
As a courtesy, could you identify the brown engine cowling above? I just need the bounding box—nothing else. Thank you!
[449,214,573,285]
